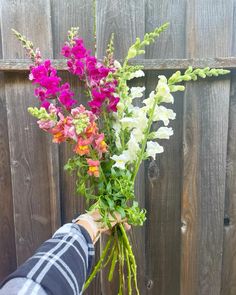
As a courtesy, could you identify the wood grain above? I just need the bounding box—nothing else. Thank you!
[1,57,235,72]
[96,0,146,294]
[220,2,236,293]
[50,1,101,294]
[145,1,186,295]
[0,19,16,280]
[181,1,233,294]
[0,0,57,265]
[220,72,236,295]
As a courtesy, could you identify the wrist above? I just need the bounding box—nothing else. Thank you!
[73,213,100,244]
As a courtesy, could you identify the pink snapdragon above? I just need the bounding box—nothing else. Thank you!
[29,60,76,110]
[61,37,120,114]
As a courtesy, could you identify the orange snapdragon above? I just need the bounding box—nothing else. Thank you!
[86,159,100,177]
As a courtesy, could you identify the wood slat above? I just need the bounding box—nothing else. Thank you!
[50,1,101,294]
[0,18,16,280]
[220,72,236,295]
[96,0,146,294]
[221,1,236,293]
[181,1,233,294]
[0,0,59,265]
[145,1,186,294]
[0,57,236,71]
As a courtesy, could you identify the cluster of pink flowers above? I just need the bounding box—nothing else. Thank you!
[61,38,119,113]
[29,59,76,110]
[38,104,107,177]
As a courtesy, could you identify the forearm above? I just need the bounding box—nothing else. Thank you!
[0,223,95,295]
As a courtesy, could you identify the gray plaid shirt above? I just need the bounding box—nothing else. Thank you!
[0,223,94,295]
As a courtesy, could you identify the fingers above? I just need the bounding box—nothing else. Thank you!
[124,222,131,231]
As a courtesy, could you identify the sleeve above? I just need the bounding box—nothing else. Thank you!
[0,223,95,295]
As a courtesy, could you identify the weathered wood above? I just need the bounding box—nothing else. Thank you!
[0,20,16,280]
[0,0,57,265]
[0,57,236,72]
[220,2,236,291]
[145,1,186,295]
[96,0,146,294]
[181,1,233,294]
[220,72,236,295]
[50,1,101,294]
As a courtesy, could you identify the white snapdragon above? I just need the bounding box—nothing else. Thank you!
[128,70,145,80]
[111,151,131,170]
[132,107,148,130]
[157,75,174,104]
[143,91,155,110]
[112,114,122,149]
[131,128,144,142]
[146,141,164,159]
[114,60,122,69]
[151,127,173,139]
[120,117,138,130]
[130,87,145,99]
[153,105,176,126]
[127,134,140,161]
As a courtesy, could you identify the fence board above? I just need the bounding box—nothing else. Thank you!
[145,1,186,295]
[220,73,236,295]
[50,1,101,294]
[181,1,233,294]
[96,0,146,293]
[221,2,236,293]
[0,0,57,265]
[1,57,236,72]
[0,20,16,280]
[50,0,95,222]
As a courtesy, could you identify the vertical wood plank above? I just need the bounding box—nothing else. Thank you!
[220,73,236,295]
[50,1,101,294]
[181,1,233,294]
[96,0,146,294]
[221,2,236,293]
[145,1,186,294]
[0,20,16,280]
[0,0,59,265]
[50,0,95,222]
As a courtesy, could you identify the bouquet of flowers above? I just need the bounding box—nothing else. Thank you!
[13,24,229,294]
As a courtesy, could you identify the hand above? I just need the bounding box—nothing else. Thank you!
[75,210,130,244]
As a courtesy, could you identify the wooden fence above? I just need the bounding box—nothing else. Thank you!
[0,1,236,294]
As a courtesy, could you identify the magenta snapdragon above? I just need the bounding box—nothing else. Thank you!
[29,60,77,110]
[61,37,120,114]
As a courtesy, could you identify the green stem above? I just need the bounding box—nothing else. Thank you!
[83,235,112,292]
[125,247,132,295]
[99,166,108,185]
[108,246,118,281]
[131,94,160,182]
[103,239,116,268]
[117,236,124,295]
[119,224,140,295]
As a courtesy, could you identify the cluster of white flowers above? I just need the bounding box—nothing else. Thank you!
[111,73,176,170]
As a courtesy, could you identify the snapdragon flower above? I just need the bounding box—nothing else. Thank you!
[111,151,131,170]
[128,69,145,80]
[30,60,76,110]
[61,36,120,114]
[146,141,164,159]
[150,127,173,140]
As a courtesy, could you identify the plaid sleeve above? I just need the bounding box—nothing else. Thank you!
[0,223,95,295]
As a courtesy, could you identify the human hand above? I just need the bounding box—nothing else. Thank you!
[75,209,130,244]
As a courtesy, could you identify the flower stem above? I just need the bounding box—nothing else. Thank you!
[131,95,160,182]
[125,247,132,295]
[83,235,112,292]
[119,224,140,295]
